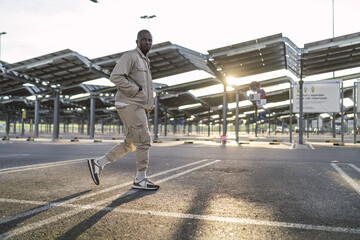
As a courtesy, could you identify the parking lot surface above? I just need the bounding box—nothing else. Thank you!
[0,134,359,239]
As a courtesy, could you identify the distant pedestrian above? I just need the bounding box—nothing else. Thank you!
[87,30,159,190]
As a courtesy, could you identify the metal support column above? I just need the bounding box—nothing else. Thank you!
[254,105,258,137]
[173,119,176,135]
[63,121,66,134]
[218,115,221,135]
[332,113,336,138]
[21,109,25,136]
[222,85,227,145]
[208,108,211,137]
[154,94,159,140]
[354,82,357,144]
[90,94,96,139]
[341,82,344,143]
[290,85,293,143]
[317,115,320,135]
[52,90,60,141]
[307,114,309,138]
[101,119,104,134]
[81,117,85,134]
[87,112,91,136]
[235,91,239,143]
[164,108,168,137]
[183,117,186,135]
[188,121,192,135]
[34,98,40,138]
[299,54,304,144]
[13,119,16,134]
[6,113,10,137]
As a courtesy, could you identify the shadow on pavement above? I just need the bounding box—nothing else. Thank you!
[0,190,91,234]
[171,191,211,240]
[55,188,157,240]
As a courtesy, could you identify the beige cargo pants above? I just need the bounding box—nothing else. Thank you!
[104,105,151,171]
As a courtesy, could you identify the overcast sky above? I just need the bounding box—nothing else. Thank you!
[0,0,359,64]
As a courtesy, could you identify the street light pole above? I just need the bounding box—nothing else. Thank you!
[332,0,335,78]
[332,0,335,38]
[140,15,156,28]
[0,32,7,60]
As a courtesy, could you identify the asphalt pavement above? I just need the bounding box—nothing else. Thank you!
[0,133,359,240]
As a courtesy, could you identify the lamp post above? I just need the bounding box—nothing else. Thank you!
[332,0,335,78]
[332,0,335,38]
[140,15,156,28]
[0,32,6,60]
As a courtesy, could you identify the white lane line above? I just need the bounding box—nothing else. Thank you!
[304,140,315,150]
[0,158,89,174]
[0,159,211,225]
[107,208,360,234]
[0,154,30,158]
[0,160,220,239]
[349,164,360,173]
[1,195,359,235]
[331,163,360,196]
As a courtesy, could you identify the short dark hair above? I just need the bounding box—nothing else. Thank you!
[137,29,151,39]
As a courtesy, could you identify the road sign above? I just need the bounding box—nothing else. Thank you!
[257,88,266,99]
[249,81,261,92]
[256,99,266,106]
[249,93,260,101]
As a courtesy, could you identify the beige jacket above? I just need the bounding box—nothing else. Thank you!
[110,47,154,110]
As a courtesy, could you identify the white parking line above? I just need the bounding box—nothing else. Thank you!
[0,159,211,225]
[102,208,360,234]
[349,164,360,173]
[0,158,89,174]
[0,154,29,158]
[1,194,359,235]
[331,163,360,196]
[0,159,220,239]
[304,140,315,150]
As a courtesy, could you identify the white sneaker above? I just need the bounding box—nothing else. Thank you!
[132,178,159,190]
[87,159,103,185]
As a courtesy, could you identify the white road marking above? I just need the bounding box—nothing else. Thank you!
[308,143,315,150]
[109,209,360,234]
[0,159,211,225]
[349,164,360,173]
[0,158,89,174]
[304,140,315,150]
[331,163,360,196]
[0,159,219,239]
[1,196,359,235]
[0,154,29,158]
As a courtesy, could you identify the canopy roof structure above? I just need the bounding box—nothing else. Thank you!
[208,33,300,79]
[303,32,360,76]
[1,32,360,130]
